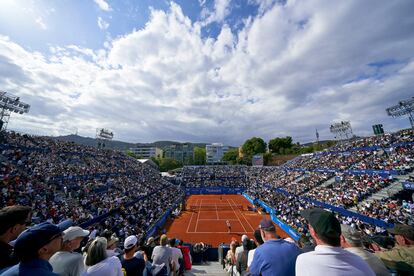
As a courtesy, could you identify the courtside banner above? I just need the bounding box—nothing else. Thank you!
[255,198,301,241]
[242,193,255,205]
[185,187,246,195]
[270,213,301,241]
[256,199,273,214]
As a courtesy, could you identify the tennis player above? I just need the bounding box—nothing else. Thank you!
[226,220,231,233]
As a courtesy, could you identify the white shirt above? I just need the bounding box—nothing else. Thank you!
[296,245,375,276]
[247,248,256,268]
[235,245,244,261]
[169,247,183,271]
[82,256,123,276]
[50,251,85,276]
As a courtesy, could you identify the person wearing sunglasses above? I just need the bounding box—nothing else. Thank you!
[0,205,32,271]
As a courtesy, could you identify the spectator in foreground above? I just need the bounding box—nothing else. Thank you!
[296,208,375,276]
[82,237,123,276]
[340,224,390,276]
[247,229,264,268]
[118,235,146,276]
[225,240,238,275]
[0,205,31,270]
[236,237,252,275]
[2,222,63,276]
[168,238,183,276]
[375,224,414,274]
[144,237,156,262]
[235,235,249,261]
[152,234,173,275]
[177,240,192,271]
[49,226,90,276]
[249,219,302,276]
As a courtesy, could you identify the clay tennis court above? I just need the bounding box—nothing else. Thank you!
[165,194,289,246]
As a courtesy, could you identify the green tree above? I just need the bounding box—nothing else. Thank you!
[268,136,293,154]
[222,148,239,164]
[241,137,267,157]
[126,151,139,159]
[158,157,182,172]
[263,152,272,165]
[193,147,206,165]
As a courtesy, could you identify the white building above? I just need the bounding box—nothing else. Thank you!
[129,146,163,159]
[206,143,230,164]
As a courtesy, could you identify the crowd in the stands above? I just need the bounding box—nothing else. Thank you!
[1,131,184,231]
[1,128,414,275]
[304,173,394,208]
[180,165,248,187]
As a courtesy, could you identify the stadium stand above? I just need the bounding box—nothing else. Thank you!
[1,129,414,275]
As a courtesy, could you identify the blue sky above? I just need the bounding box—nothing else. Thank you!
[0,0,413,145]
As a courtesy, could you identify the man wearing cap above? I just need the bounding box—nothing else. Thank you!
[49,226,90,276]
[296,208,375,276]
[0,205,32,271]
[2,222,64,276]
[375,224,414,274]
[340,224,390,276]
[249,219,302,276]
[118,235,146,276]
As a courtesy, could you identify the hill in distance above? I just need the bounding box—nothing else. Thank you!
[50,134,207,151]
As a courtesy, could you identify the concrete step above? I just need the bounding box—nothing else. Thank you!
[320,176,336,188]
[354,172,414,209]
[185,262,228,276]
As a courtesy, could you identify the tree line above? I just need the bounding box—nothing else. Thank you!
[127,137,335,171]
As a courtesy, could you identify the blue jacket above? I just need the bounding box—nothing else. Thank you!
[0,258,59,276]
[249,239,302,276]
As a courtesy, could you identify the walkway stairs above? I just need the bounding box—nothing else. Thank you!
[185,262,228,276]
[319,176,336,188]
[348,171,414,212]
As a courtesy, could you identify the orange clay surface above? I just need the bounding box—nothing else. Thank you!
[164,194,289,247]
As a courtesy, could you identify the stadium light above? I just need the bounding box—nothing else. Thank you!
[0,91,30,131]
[386,97,414,129]
[330,121,353,141]
[95,128,114,149]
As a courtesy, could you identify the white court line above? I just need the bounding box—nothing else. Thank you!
[227,199,247,233]
[215,203,219,219]
[187,231,249,234]
[198,219,239,221]
[186,198,198,233]
[232,198,255,232]
[195,198,202,232]
[187,231,248,234]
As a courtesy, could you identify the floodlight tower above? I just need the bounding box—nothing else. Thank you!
[95,128,114,149]
[0,91,30,131]
[386,97,414,129]
[330,121,353,141]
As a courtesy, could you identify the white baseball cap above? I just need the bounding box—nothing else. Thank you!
[124,235,138,250]
[63,226,90,242]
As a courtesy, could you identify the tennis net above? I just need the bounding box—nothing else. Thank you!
[188,204,244,211]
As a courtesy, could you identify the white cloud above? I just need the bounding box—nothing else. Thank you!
[97,17,109,30]
[94,0,112,12]
[35,17,47,30]
[1,1,413,145]
[201,0,232,26]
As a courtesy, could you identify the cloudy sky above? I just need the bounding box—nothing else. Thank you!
[0,0,413,146]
